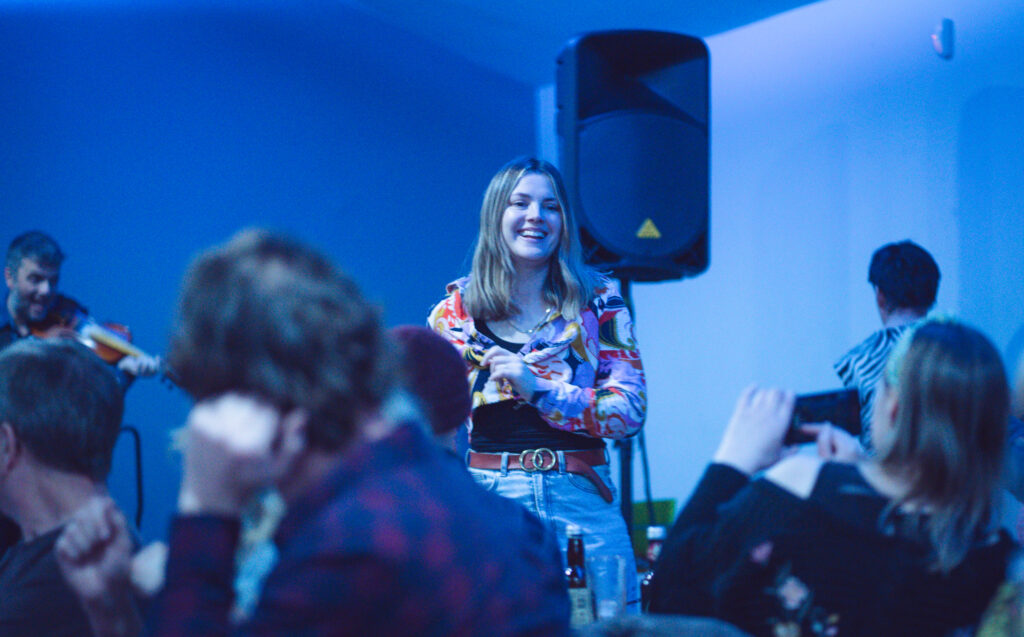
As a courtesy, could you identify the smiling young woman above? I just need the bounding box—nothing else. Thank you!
[430,156,648,613]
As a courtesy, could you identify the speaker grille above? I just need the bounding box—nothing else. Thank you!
[578,111,707,259]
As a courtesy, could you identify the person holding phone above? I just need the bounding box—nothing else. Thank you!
[650,319,1013,636]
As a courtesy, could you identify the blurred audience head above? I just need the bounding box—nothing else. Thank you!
[868,240,940,314]
[0,339,123,481]
[389,325,470,437]
[169,229,396,452]
[874,318,1008,570]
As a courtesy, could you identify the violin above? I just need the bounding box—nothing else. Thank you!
[30,302,177,386]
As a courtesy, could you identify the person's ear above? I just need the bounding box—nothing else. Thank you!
[3,266,13,289]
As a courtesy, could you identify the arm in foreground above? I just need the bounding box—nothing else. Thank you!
[55,496,143,637]
[649,387,796,614]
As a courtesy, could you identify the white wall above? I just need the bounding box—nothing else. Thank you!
[542,0,1024,510]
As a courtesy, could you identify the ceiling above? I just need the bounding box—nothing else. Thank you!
[339,0,822,85]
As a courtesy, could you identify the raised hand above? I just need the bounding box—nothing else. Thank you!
[55,496,141,637]
[178,393,308,517]
[713,385,795,475]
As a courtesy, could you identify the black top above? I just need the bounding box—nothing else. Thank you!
[0,528,95,636]
[470,321,603,453]
[649,462,1013,636]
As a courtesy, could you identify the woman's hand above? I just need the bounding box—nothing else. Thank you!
[801,423,864,463]
[713,385,795,475]
[482,347,537,403]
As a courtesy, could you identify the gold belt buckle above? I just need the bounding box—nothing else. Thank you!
[519,447,556,472]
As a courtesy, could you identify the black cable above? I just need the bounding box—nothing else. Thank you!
[619,278,656,527]
[639,429,655,525]
[118,425,144,529]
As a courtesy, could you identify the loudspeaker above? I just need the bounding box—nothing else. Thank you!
[557,31,709,282]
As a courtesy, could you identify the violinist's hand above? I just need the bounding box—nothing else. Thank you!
[481,347,537,402]
[178,393,308,517]
[713,385,795,476]
[117,354,161,378]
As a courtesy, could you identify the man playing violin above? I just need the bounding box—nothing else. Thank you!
[2,230,161,383]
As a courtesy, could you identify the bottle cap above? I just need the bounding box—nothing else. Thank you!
[646,525,667,540]
[566,523,583,536]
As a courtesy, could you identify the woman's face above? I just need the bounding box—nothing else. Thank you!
[500,172,563,271]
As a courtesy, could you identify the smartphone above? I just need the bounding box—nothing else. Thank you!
[784,388,861,445]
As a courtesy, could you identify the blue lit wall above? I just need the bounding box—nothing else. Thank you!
[0,3,535,541]
[629,0,1024,506]
[3,0,1023,541]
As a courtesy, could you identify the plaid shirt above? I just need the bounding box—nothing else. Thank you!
[151,421,570,637]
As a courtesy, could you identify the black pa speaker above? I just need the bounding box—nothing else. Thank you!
[557,31,709,282]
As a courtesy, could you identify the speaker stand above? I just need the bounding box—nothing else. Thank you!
[615,278,658,543]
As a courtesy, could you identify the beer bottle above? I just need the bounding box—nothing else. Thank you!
[640,525,667,611]
[565,524,594,627]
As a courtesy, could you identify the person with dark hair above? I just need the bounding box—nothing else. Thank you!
[834,239,940,448]
[0,338,132,636]
[2,231,160,378]
[56,229,570,636]
[650,319,1014,636]
[430,157,647,612]
[1,231,161,551]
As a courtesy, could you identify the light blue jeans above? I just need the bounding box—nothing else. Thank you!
[468,450,640,613]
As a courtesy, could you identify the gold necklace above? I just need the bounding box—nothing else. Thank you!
[508,306,553,335]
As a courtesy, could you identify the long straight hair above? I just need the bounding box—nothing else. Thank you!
[463,157,600,321]
[876,320,1008,572]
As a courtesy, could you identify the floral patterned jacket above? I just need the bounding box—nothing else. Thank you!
[428,276,646,439]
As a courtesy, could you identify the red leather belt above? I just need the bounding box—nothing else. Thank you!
[467,448,613,503]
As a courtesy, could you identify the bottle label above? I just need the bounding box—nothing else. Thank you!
[568,587,594,626]
[646,540,663,563]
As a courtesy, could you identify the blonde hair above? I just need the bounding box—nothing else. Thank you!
[463,157,601,321]
[877,320,1008,572]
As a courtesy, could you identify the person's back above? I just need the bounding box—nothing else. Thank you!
[650,461,1011,636]
[0,526,95,636]
[737,464,1007,635]
[244,418,568,636]
[835,240,940,447]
